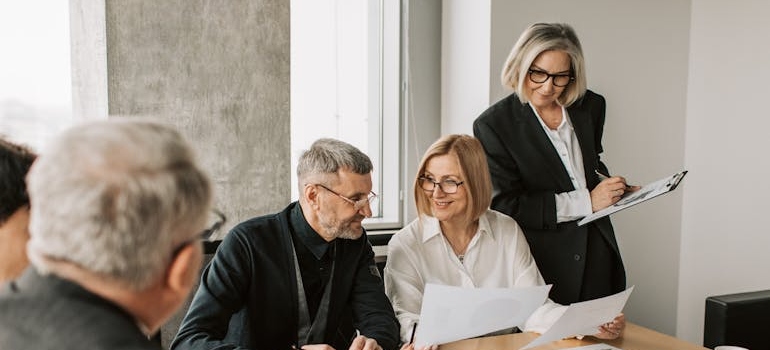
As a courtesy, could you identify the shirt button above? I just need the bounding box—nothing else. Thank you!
[573,254,581,261]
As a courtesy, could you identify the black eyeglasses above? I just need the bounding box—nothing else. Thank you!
[527,69,574,87]
[314,184,377,210]
[200,209,227,240]
[171,209,227,257]
[418,176,464,194]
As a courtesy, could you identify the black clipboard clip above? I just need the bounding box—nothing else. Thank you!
[666,170,688,191]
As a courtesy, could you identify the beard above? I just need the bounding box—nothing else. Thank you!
[319,213,364,240]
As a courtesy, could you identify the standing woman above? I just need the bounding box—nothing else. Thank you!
[473,23,634,305]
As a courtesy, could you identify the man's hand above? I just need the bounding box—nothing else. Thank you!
[301,344,335,350]
[348,335,382,350]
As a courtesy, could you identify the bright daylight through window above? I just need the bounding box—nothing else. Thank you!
[0,3,73,152]
[291,0,402,229]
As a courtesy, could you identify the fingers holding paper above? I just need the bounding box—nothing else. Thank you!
[593,313,626,339]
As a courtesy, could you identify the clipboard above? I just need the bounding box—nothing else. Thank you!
[578,170,688,226]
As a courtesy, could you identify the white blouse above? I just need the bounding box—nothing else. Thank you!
[383,210,565,342]
[531,104,593,222]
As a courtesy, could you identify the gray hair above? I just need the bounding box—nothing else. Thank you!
[26,119,212,290]
[501,22,588,107]
[296,138,373,187]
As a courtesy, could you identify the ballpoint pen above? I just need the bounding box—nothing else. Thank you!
[595,169,633,190]
[409,323,417,344]
[594,169,611,181]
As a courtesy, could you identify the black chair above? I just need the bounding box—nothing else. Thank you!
[704,289,770,349]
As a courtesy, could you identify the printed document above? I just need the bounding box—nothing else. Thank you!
[521,286,634,350]
[414,283,551,348]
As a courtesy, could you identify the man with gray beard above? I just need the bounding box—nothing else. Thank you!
[172,138,399,350]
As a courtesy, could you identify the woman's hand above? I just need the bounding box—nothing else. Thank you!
[594,313,625,339]
[590,177,633,212]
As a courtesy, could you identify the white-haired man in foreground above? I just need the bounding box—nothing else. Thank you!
[0,119,212,350]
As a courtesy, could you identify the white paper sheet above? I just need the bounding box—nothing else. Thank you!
[413,283,551,348]
[520,286,634,350]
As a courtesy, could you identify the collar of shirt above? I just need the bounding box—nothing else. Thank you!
[418,214,498,244]
[530,104,573,137]
[529,103,586,192]
[291,203,332,260]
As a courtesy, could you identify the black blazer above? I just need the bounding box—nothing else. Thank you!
[473,91,625,304]
[172,202,399,350]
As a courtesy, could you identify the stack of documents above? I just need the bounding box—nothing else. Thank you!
[413,284,634,349]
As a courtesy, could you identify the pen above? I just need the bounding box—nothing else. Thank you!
[409,323,417,344]
[595,169,633,190]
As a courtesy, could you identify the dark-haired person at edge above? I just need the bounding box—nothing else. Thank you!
[0,137,36,284]
[172,138,401,350]
[473,23,638,305]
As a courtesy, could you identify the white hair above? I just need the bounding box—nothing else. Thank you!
[26,119,212,290]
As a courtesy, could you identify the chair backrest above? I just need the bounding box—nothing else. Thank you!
[704,289,770,349]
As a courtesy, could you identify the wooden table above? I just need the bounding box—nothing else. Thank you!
[439,323,708,350]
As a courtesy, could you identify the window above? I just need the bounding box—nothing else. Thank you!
[0,3,73,151]
[290,0,402,229]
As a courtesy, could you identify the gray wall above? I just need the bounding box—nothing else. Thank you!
[70,2,289,344]
[71,0,291,237]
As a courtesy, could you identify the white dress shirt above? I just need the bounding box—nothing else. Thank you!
[531,104,593,222]
[383,210,565,342]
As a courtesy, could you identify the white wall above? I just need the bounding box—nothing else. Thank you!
[677,0,770,343]
[442,0,690,338]
[440,0,490,135]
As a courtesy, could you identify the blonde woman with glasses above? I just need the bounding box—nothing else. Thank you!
[384,135,624,349]
[474,23,637,306]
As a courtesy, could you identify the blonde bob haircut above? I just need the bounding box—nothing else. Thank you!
[500,22,587,107]
[414,134,492,225]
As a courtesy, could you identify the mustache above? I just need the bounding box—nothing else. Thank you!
[349,213,366,222]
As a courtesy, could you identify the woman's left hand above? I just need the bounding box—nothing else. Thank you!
[594,313,625,339]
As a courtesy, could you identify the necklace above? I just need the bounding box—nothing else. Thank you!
[442,222,478,262]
